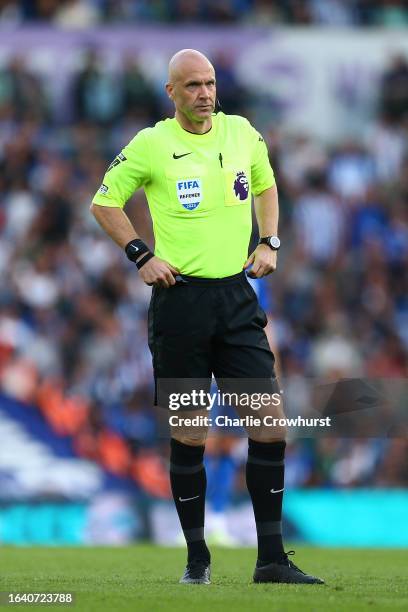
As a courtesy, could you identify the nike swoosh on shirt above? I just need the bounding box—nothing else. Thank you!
[173,152,192,159]
[270,488,284,494]
[179,495,200,502]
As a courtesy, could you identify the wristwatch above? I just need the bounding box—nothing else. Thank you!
[259,236,281,251]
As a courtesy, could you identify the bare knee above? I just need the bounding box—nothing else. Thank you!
[248,426,287,443]
[171,433,207,446]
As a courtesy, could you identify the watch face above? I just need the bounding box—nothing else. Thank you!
[269,236,281,249]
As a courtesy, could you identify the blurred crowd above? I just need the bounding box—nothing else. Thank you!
[0,0,407,28]
[0,46,407,491]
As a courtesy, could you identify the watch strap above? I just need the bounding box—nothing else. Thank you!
[135,251,154,270]
[259,236,280,250]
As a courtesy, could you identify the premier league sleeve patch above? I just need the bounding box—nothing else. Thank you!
[176,178,202,210]
[223,169,250,206]
[233,171,249,201]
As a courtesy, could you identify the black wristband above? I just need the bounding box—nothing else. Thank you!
[125,239,150,262]
[135,251,154,270]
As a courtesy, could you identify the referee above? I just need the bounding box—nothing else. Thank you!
[91,49,323,586]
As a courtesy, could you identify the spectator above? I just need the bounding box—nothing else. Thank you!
[328,140,375,202]
[212,51,245,114]
[367,116,407,183]
[374,0,408,27]
[122,57,161,124]
[54,0,100,28]
[72,50,123,125]
[379,54,408,125]
[309,0,355,25]
[0,0,23,25]
[29,0,60,21]
[206,0,238,22]
[0,56,48,122]
[168,0,203,22]
[293,170,345,263]
[279,134,328,191]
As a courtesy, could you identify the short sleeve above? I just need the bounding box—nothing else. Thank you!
[248,124,276,196]
[92,130,151,208]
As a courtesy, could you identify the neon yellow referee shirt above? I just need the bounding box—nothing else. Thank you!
[92,112,275,278]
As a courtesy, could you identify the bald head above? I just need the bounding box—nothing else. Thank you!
[168,49,214,84]
[166,49,217,133]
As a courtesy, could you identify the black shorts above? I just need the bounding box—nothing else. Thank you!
[147,271,277,406]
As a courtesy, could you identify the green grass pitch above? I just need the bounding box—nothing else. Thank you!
[1,546,407,611]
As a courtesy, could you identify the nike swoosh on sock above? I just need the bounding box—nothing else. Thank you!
[179,495,200,502]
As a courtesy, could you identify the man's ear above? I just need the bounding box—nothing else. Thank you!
[165,82,174,100]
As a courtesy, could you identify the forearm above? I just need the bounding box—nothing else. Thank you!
[90,203,138,249]
[254,185,279,237]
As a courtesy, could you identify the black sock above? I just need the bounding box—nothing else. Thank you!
[246,438,286,566]
[170,438,210,564]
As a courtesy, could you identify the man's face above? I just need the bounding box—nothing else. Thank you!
[167,66,216,124]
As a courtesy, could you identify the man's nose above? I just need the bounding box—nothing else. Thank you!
[198,85,211,98]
